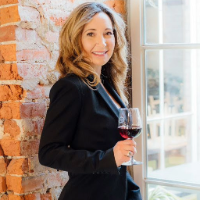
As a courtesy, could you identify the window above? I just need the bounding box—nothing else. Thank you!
[128,0,200,199]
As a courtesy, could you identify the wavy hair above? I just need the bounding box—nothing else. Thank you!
[56,2,128,105]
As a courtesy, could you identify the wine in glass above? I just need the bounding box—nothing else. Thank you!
[118,108,142,165]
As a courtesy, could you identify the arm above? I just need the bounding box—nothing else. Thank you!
[38,78,119,175]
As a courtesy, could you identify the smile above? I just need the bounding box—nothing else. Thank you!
[92,51,108,55]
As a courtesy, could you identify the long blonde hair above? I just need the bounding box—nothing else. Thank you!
[56,2,128,105]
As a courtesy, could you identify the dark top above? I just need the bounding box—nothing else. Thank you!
[38,74,142,200]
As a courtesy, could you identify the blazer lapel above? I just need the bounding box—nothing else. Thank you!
[96,79,126,119]
[96,84,119,119]
[104,79,126,109]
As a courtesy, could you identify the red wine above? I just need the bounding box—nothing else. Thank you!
[118,126,142,139]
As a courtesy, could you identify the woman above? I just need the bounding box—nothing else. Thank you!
[39,2,142,200]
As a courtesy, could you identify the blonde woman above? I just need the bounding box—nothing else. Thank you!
[39,2,142,200]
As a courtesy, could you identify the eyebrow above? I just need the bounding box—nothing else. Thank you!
[83,28,113,33]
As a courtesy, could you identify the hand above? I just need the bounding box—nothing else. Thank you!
[113,139,137,167]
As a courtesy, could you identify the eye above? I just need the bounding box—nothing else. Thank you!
[106,31,114,35]
[87,32,94,37]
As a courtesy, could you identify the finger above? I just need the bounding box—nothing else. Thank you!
[123,146,136,151]
[124,151,133,157]
[122,139,137,146]
[124,147,137,155]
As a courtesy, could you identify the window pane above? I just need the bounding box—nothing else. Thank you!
[146,49,192,118]
[147,118,189,167]
[147,117,199,184]
[147,184,200,200]
[146,49,200,185]
[145,0,200,44]
[146,51,160,116]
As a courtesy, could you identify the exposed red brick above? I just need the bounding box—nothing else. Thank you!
[0,176,6,192]
[0,158,7,175]
[1,139,21,156]
[0,6,20,25]
[0,0,18,6]
[21,140,40,156]
[0,102,22,119]
[104,0,126,14]
[1,139,40,157]
[24,193,40,200]
[6,175,22,193]
[0,44,16,62]
[7,158,28,175]
[4,119,20,138]
[22,119,45,137]
[0,26,16,42]
[21,175,45,193]
[41,193,52,200]
[0,85,23,101]
[8,194,24,200]
[0,194,8,200]
[0,144,4,156]
[20,103,46,119]
[0,63,22,80]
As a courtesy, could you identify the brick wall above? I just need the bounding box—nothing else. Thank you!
[0,0,125,199]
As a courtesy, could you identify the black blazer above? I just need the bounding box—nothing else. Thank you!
[38,74,142,200]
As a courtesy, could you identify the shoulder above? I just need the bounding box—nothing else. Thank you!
[53,74,82,88]
[49,74,84,102]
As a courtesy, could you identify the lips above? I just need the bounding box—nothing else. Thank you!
[92,51,108,55]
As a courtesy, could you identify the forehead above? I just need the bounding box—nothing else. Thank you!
[83,12,113,29]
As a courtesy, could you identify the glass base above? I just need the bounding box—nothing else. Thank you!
[122,159,142,166]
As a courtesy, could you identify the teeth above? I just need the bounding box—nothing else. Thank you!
[93,52,106,55]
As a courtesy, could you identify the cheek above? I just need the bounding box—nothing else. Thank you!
[82,41,93,54]
[108,38,115,53]
[81,36,89,52]
[81,39,92,60]
[81,40,87,52]
[110,37,115,48]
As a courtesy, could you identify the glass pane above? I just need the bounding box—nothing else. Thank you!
[146,49,192,118]
[146,51,160,116]
[147,121,162,171]
[146,49,200,185]
[147,184,200,200]
[147,118,190,166]
[163,50,191,115]
[147,117,200,184]
[145,0,200,44]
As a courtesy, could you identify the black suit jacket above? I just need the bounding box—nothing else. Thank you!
[39,74,142,200]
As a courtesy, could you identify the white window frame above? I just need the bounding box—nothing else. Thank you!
[126,0,200,199]
[126,0,145,197]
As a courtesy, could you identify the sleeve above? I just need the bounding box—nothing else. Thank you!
[38,78,119,175]
[126,171,142,200]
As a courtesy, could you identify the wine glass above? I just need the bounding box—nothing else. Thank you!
[118,108,142,165]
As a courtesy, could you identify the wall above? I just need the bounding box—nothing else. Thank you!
[0,0,126,199]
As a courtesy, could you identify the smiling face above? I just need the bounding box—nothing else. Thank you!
[81,12,115,74]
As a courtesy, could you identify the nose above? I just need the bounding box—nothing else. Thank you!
[96,35,106,47]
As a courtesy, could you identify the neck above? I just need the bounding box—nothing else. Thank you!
[93,66,102,80]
